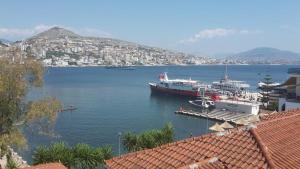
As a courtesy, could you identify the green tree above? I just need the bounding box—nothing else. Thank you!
[0,47,62,156]
[122,123,174,152]
[258,74,275,109]
[32,142,112,169]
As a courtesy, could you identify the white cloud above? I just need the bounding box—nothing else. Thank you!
[179,28,260,43]
[0,24,112,40]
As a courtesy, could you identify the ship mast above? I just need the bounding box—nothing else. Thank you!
[224,64,228,81]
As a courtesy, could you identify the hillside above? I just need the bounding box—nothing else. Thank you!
[28,27,81,41]
[0,38,12,46]
[17,27,212,66]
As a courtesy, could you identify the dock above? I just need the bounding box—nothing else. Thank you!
[175,109,259,125]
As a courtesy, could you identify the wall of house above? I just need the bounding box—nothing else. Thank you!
[278,97,300,111]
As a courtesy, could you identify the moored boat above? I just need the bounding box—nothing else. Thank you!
[105,65,135,70]
[149,73,220,99]
[212,65,250,93]
[189,98,215,109]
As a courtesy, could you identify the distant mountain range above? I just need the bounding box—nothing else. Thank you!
[226,47,300,64]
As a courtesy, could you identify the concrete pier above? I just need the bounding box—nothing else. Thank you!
[175,109,259,125]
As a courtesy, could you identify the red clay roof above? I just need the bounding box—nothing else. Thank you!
[22,163,67,169]
[105,109,300,169]
[256,109,300,169]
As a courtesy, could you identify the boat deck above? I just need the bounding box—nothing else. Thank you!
[175,109,259,125]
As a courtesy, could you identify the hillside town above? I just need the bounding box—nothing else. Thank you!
[2,27,300,66]
[0,27,219,67]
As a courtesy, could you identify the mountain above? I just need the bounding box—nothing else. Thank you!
[17,27,213,66]
[0,38,12,46]
[28,27,81,40]
[228,47,300,64]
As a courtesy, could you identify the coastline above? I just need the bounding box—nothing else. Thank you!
[44,63,295,68]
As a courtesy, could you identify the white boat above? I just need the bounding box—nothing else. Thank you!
[189,98,215,109]
[258,81,280,88]
[212,65,250,93]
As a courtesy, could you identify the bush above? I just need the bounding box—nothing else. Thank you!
[32,142,112,169]
[122,123,174,152]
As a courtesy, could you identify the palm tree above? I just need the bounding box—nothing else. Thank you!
[6,158,19,169]
[122,132,139,152]
[32,142,112,169]
[122,123,174,152]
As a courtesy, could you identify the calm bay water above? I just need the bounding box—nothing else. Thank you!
[21,65,294,162]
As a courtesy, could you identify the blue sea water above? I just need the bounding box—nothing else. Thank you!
[21,65,295,162]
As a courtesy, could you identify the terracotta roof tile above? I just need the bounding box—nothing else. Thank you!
[106,130,269,169]
[22,163,67,169]
[106,109,300,169]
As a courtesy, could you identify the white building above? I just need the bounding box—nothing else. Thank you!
[215,100,260,115]
[278,68,300,111]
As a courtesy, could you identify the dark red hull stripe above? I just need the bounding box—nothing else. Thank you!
[150,85,199,97]
[150,84,220,100]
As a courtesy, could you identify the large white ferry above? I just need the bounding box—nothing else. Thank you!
[212,66,250,93]
[149,73,220,100]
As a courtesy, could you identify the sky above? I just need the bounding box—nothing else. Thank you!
[1,0,299,55]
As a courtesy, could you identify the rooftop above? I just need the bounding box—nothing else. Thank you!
[22,163,67,169]
[106,109,300,169]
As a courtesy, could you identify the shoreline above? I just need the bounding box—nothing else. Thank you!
[44,63,295,68]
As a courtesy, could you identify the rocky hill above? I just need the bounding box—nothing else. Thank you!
[0,38,12,46]
[17,27,212,66]
[28,27,81,41]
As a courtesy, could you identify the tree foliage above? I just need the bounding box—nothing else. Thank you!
[32,142,112,169]
[258,74,275,109]
[0,47,62,155]
[122,123,174,152]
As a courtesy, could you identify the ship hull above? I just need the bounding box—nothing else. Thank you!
[149,83,199,97]
[149,83,220,100]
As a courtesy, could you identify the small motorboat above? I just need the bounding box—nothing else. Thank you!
[189,97,215,109]
[206,100,215,107]
[189,99,208,108]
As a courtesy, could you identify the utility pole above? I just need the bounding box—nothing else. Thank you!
[118,132,122,156]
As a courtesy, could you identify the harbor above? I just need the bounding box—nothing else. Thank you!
[149,66,268,128]
[18,65,289,163]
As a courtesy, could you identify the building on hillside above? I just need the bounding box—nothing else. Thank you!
[22,163,67,169]
[277,68,300,111]
[105,109,300,169]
